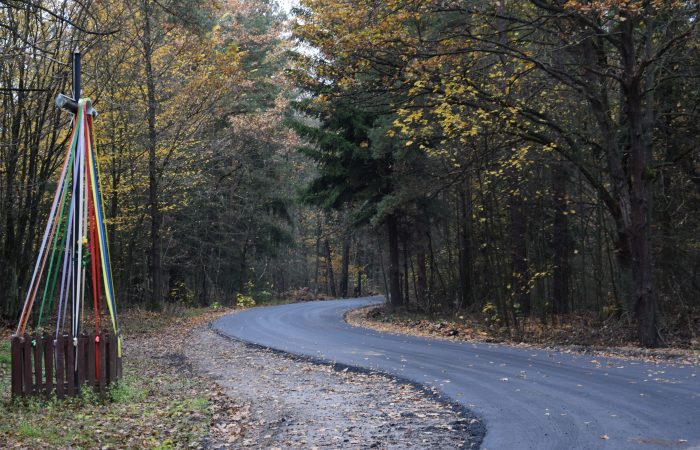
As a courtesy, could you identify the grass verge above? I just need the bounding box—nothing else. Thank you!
[0,306,231,449]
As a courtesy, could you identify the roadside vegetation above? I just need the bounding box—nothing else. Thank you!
[0,308,228,449]
[348,306,699,364]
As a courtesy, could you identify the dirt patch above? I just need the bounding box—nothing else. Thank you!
[346,305,700,366]
[186,326,483,449]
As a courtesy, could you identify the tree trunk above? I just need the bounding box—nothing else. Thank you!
[142,0,162,310]
[312,215,321,295]
[325,239,337,297]
[199,264,208,306]
[355,239,363,297]
[620,17,659,347]
[458,183,473,309]
[509,190,530,317]
[402,235,410,306]
[356,272,362,297]
[386,214,403,309]
[552,161,571,315]
[0,56,26,319]
[416,251,427,308]
[354,238,362,297]
[339,234,350,298]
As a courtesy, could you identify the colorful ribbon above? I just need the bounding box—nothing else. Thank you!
[16,99,120,356]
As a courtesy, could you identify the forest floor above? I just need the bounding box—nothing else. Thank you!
[0,308,228,449]
[347,305,700,366]
[0,304,480,449]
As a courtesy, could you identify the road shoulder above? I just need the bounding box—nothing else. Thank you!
[186,325,484,449]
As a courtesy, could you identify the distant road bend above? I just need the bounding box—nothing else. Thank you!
[213,298,700,449]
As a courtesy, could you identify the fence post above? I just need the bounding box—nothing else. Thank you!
[65,335,75,396]
[56,334,65,399]
[78,334,89,391]
[98,333,106,393]
[33,336,42,393]
[22,335,32,395]
[88,334,96,389]
[11,336,23,397]
[43,334,53,395]
[117,333,123,380]
[108,332,117,383]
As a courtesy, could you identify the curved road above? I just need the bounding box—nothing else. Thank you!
[213,298,700,449]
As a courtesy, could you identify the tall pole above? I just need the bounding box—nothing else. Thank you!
[72,49,81,338]
[56,50,95,116]
[72,50,81,101]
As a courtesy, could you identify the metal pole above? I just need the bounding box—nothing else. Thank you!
[72,49,81,342]
[72,50,81,101]
[56,50,96,116]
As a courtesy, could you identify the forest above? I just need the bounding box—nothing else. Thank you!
[1,0,699,349]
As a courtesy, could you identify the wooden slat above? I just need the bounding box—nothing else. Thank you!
[77,334,87,390]
[87,334,96,389]
[43,334,53,395]
[108,332,117,383]
[10,332,123,398]
[11,336,23,397]
[55,335,65,399]
[66,335,75,397]
[98,333,106,393]
[22,335,33,395]
[33,336,43,393]
[117,342,123,381]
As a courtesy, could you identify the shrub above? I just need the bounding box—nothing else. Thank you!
[236,293,256,308]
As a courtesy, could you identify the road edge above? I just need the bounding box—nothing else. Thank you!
[210,317,486,449]
[345,304,700,366]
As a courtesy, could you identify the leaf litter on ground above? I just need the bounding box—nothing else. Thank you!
[346,306,700,367]
[2,305,484,449]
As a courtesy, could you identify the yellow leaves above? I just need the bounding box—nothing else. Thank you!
[561,0,681,21]
[542,143,557,153]
[403,109,424,125]
[412,79,426,91]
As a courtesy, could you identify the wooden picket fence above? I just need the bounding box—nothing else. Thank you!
[10,332,122,398]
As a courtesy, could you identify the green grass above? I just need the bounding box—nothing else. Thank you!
[0,307,220,449]
[107,373,148,403]
[17,422,42,439]
[0,341,10,366]
[16,421,66,446]
[0,363,213,449]
[0,340,10,407]
[185,395,209,411]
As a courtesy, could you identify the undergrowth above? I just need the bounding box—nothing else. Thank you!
[363,305,700,350]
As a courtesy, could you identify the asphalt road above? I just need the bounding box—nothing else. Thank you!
[213,297,700,449]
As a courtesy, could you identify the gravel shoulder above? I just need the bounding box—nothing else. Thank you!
[185,325,483,449]
[214,298,700,449]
